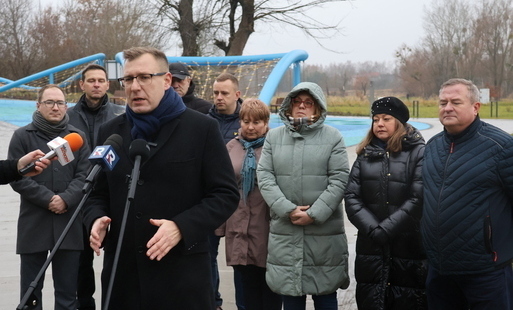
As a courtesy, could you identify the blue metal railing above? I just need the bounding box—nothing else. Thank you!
[1,50,308,105]
[115,50,309,105]
[0,53,106,93]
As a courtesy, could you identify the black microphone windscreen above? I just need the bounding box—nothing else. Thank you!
[129,139,150,163]
[103,134,123,153]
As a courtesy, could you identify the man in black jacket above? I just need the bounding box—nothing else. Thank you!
[67,64,124,310]
[84,47,238,309]
[169,62,212,114]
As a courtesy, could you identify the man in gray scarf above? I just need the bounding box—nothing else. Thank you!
[8,84,90,310]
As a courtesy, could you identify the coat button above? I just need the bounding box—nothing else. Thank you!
[137,179,144,185]
[137,246,144,253]
[136,212,142,219]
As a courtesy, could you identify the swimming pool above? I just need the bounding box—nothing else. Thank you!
[0,99,430,147]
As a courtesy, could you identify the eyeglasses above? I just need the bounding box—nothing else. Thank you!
[118,72,167,87]
[291,98,315,108]
[41,100,67,108]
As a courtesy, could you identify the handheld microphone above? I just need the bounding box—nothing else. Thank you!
[88,134,122,171]
[19,132,84,175]
[83,134,123,193]
[103,138,150,309]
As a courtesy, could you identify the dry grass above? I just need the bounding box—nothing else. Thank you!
[324,96,513,119]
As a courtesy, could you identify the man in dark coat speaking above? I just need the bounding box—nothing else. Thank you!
[83,46,239,309]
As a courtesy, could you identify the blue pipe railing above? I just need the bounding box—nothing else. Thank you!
[114,50,308,105]
[0,77,38,90]
[258,50,308,104]
[0,53,106,93]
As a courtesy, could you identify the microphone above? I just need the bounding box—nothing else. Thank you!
[129,139,151,163]
[126,139,150,201]
[19,132,84,175]
[83,134,123,193]
[89,134,122,171]
[103,139,150,309]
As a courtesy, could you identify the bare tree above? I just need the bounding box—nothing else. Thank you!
[58,0,170,59]
[333,62,356,96]
[156,0,222,56]
[473,0,513,99]
[155,0,346,56]
[0,0,173,81]
[396,44,435,98]
[0,0,39,78]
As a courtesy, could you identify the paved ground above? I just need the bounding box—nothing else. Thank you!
[2,117,513,309]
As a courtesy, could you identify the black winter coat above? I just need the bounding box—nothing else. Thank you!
[0,159,21,184]
[345,125,427,310]
[208,100,242,143]
[83,110,239,309]
[67,93,125,149]
[9,123,90,254]
[182,80,212,114]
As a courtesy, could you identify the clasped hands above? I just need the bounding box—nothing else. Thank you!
[289,205,314,225]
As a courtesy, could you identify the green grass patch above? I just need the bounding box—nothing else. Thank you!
[324,96,513,119]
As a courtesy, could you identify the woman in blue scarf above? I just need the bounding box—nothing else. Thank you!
[216,98,282,310]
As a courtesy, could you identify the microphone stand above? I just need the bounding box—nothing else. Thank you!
[102,152,143,310]
[17,174,97,310]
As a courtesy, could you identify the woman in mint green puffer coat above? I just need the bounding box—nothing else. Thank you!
[257,82,350,309]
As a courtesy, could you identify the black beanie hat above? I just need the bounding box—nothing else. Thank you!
[371,96,409,124]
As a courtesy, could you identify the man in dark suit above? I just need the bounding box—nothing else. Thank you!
[84,47,239,309]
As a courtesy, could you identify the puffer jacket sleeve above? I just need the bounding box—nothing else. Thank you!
[257,130,296,218]
[378,145,424,240]
[344,156,382,236]
[307,134,349,224]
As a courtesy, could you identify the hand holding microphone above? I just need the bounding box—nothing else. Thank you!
[17,150,51,177]
[19,133,84,175]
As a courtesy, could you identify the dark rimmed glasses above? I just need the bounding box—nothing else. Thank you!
[291,98,315,108]
[41,100,67,108]
[118,72,167,87]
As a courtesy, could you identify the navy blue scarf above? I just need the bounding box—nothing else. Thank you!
[238,135,266,202]
[126,89,186,141]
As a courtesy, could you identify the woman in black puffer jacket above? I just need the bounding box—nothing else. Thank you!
[344,97,427,310]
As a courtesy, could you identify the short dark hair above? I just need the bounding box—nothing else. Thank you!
[81,64,107,81]
[215,73,239,90]
[37,84,66,103]
[123,47,169,72]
